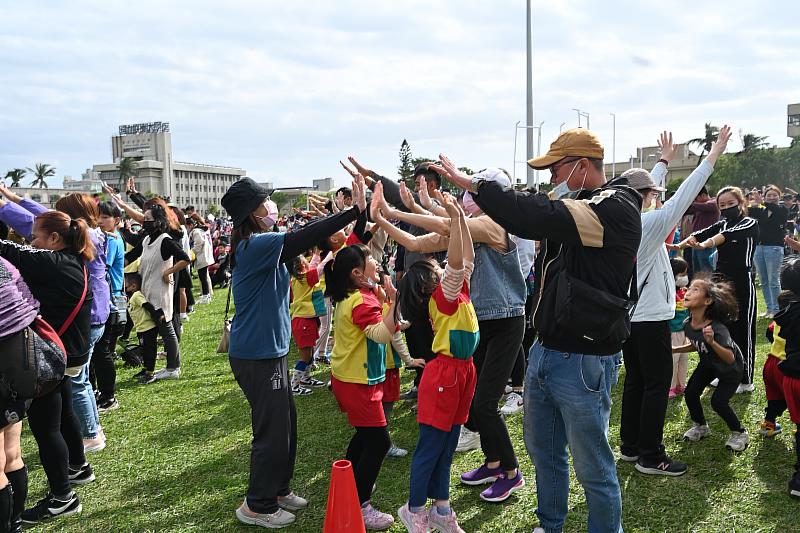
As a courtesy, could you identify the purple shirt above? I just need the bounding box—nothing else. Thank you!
[0,198,110,325]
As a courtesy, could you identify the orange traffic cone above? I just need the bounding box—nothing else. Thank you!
[323,460,365,533]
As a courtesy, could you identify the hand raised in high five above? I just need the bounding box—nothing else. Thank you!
[370,182,386,222]
[399,181,417,211]
[441,191,462,219]
[706,125,732,165]
[657,131,678,162]
[432,154,471,191]
[341,157,375,186]
[351,173,367,213]
[127,177,137,194]
[417,177,433,209]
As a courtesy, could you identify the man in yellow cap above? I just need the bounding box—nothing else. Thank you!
[434,128,643,533]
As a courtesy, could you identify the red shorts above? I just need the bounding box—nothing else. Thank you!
[784,376,800,425]
[763,355,785,402]
[291,317,320,349]
[331,376,386,428]
[417,355,477,432]
[381,368,400,403]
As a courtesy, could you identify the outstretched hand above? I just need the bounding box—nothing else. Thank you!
[417,177,433,209]
[351,174,367,213]
[371,182,385,221]
[657,131,678,162]
[708,125,732,158]
[441,191,461,218]
[399,182,416,211]
[432,154,472,190]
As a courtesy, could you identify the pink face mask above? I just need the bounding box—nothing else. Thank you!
[462,191,481,216]
[257,200,279,228]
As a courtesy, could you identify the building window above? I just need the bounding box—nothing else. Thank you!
[789,114,800,127]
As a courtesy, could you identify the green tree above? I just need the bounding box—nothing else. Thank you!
[4,168,26,188]
[117,157,138,189]
[687,123,719,168]
[398,139,414,181]
[292,194,307,209]
[739,132,769,154]
[207,203,220,217]
[270,191,288,209]
[27,163,56,189]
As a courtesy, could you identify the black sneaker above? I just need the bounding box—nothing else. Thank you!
[136,371,156,384]
[98,397,120,412]
[790,471,800,498]
[635,456,688,477]
[68,463,96,486]
[399,387,418,401]
[619,446,639,462]
[21,492,81,524]
[133,369,147,379]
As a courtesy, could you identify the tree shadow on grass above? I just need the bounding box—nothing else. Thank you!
[751,431,797,532]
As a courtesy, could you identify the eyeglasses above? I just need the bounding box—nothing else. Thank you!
[550,158,583,178]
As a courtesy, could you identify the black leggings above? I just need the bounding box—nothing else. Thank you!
[90,319,123,398]
[510,293,536,388]
[346,426,390,505]
[684,362,743,432]
[26,379,87,496]
[197,266,210,296]
[140,319,181,371]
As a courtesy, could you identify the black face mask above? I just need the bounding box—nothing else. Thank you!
[142,220,157,234]
[720,206,741,221]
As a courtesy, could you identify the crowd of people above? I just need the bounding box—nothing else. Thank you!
[0,125,799,532]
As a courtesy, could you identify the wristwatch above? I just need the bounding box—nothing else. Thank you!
[469,176,484,194]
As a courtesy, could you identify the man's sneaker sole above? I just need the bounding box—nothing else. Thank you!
[479,477,525,502]
[619,453,639,462]
[634,462,688,477]
[790,486,800,498]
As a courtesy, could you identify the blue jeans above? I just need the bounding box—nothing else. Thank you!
[754,245,783,314]
[523,342,623,533]
[408,423,461,508]
[692,247,716,273]
[72,324,104,439]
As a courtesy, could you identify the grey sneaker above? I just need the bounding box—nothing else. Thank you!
[235,503,295,529]
[153,368,181,380]
[428,506,465,533]
[455,427,481,452]
[277,492,308,511]
[725,430,749,451]
[683,423,711,442]
[387,444,408,458]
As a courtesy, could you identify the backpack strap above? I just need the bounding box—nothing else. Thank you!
[58,266,88,337]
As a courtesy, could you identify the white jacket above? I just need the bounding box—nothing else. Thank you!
[632,160,715,322]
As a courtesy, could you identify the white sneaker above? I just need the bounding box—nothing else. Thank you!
[180,313,189,322]
[455,427,481,452]
[83,436,106,453]
[504,384,513,395]
[533,528,545,533]
[500,392,524,416]
[683,423,711,442]
[153,368,181,380]
[725,430,750,451]
[387,444,408,458]
[236,502,295,528]
[709,378,719,388]
[197,294,212,304]
[736,383,755,394]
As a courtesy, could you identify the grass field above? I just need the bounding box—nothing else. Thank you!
[21,287,799,533]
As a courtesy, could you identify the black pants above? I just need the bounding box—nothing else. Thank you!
[172,287,182,342]
[346,426,391,505]
[620,320,673,461]
[26,379,87,496]
[464,315,524,470]
[510,293,536,388]
[230,356,297,514]
[140,320,180,371]
[197,266,210,296]
[724,271,756,384]
[684,362,742,431]
[90,318,123,398]
[405,318,434,388]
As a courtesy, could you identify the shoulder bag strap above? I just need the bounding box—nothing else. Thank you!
[223,284,233,321]
[58,265,88,337]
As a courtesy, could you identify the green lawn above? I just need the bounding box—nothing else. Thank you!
[22,289,798,532]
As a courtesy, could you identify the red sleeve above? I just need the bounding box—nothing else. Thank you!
[346,232,363,246]
[430,281,469,316]
[305,269,320,286]
[352,290,384,330]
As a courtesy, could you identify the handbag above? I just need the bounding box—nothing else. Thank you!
[216,285,233,353]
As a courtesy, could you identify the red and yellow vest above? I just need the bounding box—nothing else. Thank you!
[770,322,787,361]
[331,289,387,385]
[382,302,402,370]
[289,269,327,319]
[429,281,480,360]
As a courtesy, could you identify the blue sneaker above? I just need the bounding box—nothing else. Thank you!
[460,464,502,486]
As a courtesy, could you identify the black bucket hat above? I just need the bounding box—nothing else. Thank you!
[221,178,272,228]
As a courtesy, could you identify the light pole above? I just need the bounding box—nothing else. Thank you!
[525,0,534,188]
[559,121,566,133]
[609,113,616,178]
[572,108,582,127]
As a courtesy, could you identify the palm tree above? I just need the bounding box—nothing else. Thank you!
[4,168,26,188]
[739,132,769,154]
[687,123,720,168]
[26,164,56,189]
[117,157,138,189]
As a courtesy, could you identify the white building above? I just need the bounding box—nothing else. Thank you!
[91,122,246,214]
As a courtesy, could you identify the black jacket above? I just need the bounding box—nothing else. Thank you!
[0,240,93,367]
[777,301,800,378]
[473,177,643,355]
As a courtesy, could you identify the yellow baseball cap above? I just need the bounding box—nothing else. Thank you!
[527,128,604,169]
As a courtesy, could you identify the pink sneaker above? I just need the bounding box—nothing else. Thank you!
[677,385,686,395]
[361,502,394,531]
[428,506,466,533]
[668,388,678,399]
[398,503,428,532]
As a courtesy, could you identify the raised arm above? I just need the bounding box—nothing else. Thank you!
[104,185,145,223]
[370,183,423,252]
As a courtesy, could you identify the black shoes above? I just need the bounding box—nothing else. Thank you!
[21,492,81,524]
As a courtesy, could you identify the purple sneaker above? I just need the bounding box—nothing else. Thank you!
[479,472,525,502]
[460,464,502,486]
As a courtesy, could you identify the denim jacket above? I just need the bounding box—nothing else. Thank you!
[470,234,526,321]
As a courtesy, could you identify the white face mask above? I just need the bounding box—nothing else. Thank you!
[676,275,689,288]
[552,161,584,199]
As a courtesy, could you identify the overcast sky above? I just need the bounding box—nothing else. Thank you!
[1,0,797,189]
